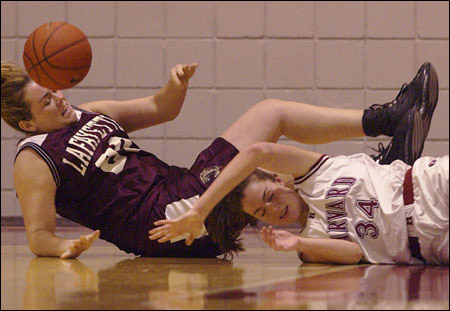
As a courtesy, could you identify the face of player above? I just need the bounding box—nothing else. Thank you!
[21,81,77,134]
[241,177,305,226]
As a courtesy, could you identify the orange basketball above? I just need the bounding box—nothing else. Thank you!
[23,22,92,90]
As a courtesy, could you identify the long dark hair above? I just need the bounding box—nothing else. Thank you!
[205,169,276,259]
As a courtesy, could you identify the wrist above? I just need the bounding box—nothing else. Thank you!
[191,205,210,221]
[57,239,75,255]
[294,237,303,252]
[167,76,188,91]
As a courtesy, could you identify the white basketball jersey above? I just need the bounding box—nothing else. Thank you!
[294,153,422,264]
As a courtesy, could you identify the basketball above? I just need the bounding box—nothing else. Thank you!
[23,22,92,90]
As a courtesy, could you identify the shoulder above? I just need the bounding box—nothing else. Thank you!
[14,148,55,190]
[15,147,45,168]
[293,154,331,185]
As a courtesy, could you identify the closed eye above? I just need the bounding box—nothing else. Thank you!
[253,207,266,217]
[39,91,51,104]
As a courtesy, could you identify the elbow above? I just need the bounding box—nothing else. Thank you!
[165,108,181,122]
[348,245,364,264]
[245,142,274,160]
[27,229,54,257]
[337,243,363,265]
[349,251,363,265]
[28,241,43,257]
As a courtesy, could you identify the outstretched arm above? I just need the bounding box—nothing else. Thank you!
[260,226,363,265]
[80,63,198,133]
[149,142,321,245]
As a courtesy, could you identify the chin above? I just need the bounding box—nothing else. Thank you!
[285,219,297,226]
[66,111,77,123]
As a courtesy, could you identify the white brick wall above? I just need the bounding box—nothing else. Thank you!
[1,1,449,217]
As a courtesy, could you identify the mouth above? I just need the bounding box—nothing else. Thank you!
[61,104,69,117]
[280,205,288,219]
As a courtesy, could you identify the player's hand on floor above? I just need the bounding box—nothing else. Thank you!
[60,230,100,259]
[259,226,300,252]
[149,210,204,246]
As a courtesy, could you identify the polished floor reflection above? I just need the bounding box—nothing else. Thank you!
[2,227,449,310]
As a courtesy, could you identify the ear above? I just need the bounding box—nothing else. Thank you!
[274,175,286,186]
[18,120,37,133]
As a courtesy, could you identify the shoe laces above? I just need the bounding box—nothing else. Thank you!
[368,83,409,111]
[370,142,392,163]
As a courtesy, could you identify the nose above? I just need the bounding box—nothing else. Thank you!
[264,201,274,209]
[264,202,282,216]
[54,93,65,106]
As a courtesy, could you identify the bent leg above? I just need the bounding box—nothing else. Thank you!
[221,99,365,151]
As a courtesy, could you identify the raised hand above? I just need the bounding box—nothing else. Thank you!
[149,209,205,246]
[170,63,199,89]
[60,230,100,259]
[259,226,301,252]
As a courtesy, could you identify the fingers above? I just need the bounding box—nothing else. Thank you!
[148,225,176,243]
[60,241,82,259]
[77,235,92,249]
[148,223,169,236]
[149,215,202,244]
[176,64,184,78]
[60,230,100,259]
[259,226,280,250]
[148,229,171,242]
[180,63,198,74]
[185,235,195,246]
[153,219,172,226]
[171,63,198,82]
[60,250,72,259]
[87,230,100,242]
[149,220,179,242]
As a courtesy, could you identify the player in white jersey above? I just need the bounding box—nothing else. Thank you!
[149,64,447,264]
[150,139,449,265]
[292,153,448,264]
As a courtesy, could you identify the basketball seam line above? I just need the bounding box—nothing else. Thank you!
[25,38,90,72]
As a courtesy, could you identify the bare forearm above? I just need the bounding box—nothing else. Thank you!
[153,76,188,121]
[193,149,260,219]
[28,230,74,257]
[297,237,363,265]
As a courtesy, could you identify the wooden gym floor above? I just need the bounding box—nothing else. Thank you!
[1,226,449,310]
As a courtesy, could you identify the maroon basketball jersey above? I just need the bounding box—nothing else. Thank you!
[16,106,239,257]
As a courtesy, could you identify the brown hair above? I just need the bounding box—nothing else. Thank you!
[1,61,32,132]
[205,169,276,259]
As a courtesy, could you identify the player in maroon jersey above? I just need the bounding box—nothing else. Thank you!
[1,60,436,259]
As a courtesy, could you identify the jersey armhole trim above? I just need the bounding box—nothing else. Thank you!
[294,155,330,185]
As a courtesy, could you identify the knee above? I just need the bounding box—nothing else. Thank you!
[253,98,286,116]
[251,99,286,133]
[257,98,285,107]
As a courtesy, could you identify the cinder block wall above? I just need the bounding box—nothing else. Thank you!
[1,1,449,219]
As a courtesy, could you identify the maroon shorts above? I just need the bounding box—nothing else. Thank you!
[190,137,240,189]
[136,137,239,258]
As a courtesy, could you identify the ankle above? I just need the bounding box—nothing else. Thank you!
[362,106,392,137]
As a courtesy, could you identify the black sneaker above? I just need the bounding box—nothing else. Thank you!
[372,63,439,165]
[363,62,437,138]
